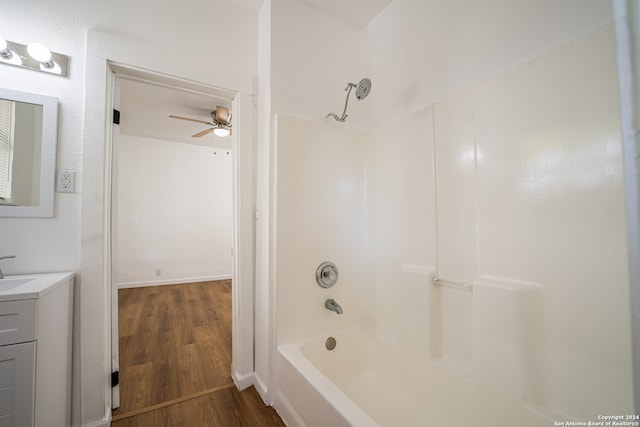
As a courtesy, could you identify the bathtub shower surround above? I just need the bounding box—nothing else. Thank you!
[274,114,369,345]
[273,18,631,427]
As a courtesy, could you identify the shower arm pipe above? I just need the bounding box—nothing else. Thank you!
[431,276,473,291]
[325,83,357,122]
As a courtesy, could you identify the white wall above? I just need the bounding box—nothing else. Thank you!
[364,6,632,427]
[0,0,256,274]
[254,0,273,401]
[364,0,615,124]
[0,1,258,426]
[117,135,232,287]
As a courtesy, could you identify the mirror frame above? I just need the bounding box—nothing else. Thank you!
[0,88,58,218]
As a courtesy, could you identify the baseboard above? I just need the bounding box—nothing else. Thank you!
[253,373,270,405]
[232,370,254,391]
[118,275,232,288]
[81,415,111,427]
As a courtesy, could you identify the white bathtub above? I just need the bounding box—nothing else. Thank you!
[275,330,441,427]
[275,326,577,427]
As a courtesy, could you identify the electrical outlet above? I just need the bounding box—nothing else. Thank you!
[57,170,75,193]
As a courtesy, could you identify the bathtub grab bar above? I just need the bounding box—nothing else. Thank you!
[431,276,473,290]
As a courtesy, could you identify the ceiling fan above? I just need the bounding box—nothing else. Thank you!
[169,105,232,138]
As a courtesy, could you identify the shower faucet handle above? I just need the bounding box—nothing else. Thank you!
[316,262,339,288]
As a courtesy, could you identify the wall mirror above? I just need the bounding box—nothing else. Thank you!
[0,88,58,217]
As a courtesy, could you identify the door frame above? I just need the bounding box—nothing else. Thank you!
[99,61,253,422]
[107,69,241,408]
[80,30,256,423]
[104,60,256,395]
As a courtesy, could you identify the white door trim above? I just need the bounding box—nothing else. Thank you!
[105,61,256,394]
[109,75,121,409]
[80,29,255,424]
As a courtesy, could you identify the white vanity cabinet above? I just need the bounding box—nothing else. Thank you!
[0,272,74,427]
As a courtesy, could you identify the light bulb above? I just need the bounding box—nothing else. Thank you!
[27,42,52,63]
[0,34,13,60]
[213,126,230,138]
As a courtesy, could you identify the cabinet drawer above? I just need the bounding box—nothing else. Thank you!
[0,300,37,346]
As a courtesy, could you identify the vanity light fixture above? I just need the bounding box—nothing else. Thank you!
[0,35,68,77]
[0,34,13,59]
[0,34,21,66]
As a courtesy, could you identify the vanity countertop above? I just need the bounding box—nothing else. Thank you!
[0,272,75,302]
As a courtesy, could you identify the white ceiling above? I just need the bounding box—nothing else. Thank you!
[222,0,390,28]
[118,77,233,151]
[222,0,265,12]
[299,0,391,29]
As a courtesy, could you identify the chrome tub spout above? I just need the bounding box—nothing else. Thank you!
[325,298,343,314]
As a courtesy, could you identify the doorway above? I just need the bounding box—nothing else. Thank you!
[102,63,255,414]
[111,74,235,413]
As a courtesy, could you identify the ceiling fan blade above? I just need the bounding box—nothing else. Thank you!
[192,128,214,138]
[169,115,214,126]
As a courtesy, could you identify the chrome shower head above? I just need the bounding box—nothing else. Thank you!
[326,77,372,122]
[355,78,371,100]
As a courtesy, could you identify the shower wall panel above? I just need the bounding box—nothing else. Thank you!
[472,24,632,417]
[366,106,436,356]
[275,115,368,344]
[364,22,632,423]
[433,96,478,283]
[431,94,477,373]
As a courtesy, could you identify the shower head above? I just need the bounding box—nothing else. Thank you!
[355,78,371,100]
[326,77,372,122]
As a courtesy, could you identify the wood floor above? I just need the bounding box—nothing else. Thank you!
[111,281,285,427]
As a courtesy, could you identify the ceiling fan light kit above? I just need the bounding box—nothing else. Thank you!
[169,105,232,138]
[213,126,230,137]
